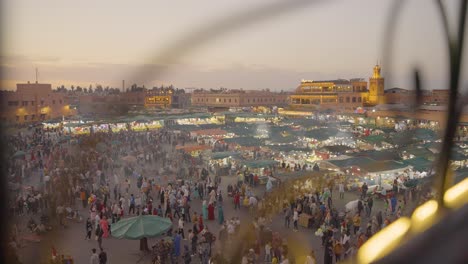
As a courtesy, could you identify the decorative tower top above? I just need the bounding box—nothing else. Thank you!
[372,64,381,78]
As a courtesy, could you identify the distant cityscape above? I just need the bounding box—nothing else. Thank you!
[0,65,461,125]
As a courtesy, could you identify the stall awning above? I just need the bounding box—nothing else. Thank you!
[350,150,400,161]
[176,145,211,152]
[328,157,376,169]
[242,160,278,169]
[211,151,240,160]
[360,135,389,145]
[361,160,409,173]
[402,157,434,171]
[224,137,264,147]
[191,129,227,136]
[305,128,338,141]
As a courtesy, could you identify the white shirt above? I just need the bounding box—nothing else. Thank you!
[339,183,344,192]
[178,218,184,229]
[90,253,99,264]
[227,224,235,234]
[249,197,258,206]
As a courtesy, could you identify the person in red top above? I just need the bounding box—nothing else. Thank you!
[233,192,240,210]
[253,174,259,187]
[198,216,204,233]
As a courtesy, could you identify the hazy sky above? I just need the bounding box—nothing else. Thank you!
[1,0,467,91]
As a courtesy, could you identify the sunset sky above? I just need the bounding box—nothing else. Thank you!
[1,0,467,91]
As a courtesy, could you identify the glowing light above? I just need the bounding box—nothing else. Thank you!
[444,178,468,209]
[411,200,438,232]
[357,217,411,264]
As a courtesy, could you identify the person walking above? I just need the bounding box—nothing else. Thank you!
[293,209,299,232]
[217,204,224,225]
[367,197,373,217]
[96,224,104,250]
[353,214,361,235]
[90,248,99,264]
[233,192,240,210]
[178,217,186,240]
[129,194,135,215]
[85,218,93,240]
[80,189,87,208]
[99,248,107,264]
[361,183,368,200]
[338,182,345,199]
[284,206,291,228]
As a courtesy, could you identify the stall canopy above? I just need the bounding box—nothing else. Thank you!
[224,137,264,147]
[111,215,172,240]
[176,144,211,152]
[413,128,438,141]
[402,157,434,171]
[328,157,376,169]
[191,129,227,136]
[400,146,435,159]
[351,150,399,161]
[455,167,468,184]
[266,145,309,152]
[360,135,390,145]
[321,145,352,155]
[305,127,351,141]
[243,160,278,168]
[360,160,409,173]
[211,151,241,160]
[451,150,468,161]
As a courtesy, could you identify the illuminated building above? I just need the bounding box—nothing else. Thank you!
[0,82,75,124]
[289,64,385,111]
[191,89,289,108]
[368,64,385,105]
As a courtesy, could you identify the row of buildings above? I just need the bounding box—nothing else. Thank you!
[0,65,452,124]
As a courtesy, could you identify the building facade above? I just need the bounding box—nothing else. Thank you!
[77,88,191,115]
[0,82,75,124]
[289,65,385,111]
[384,88,450,105]
[191,90,289,108]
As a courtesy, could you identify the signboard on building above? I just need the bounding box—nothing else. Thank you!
[145,96,171,107]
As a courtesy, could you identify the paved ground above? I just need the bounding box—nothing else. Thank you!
[15,142,395,264]
[17,182,387,263]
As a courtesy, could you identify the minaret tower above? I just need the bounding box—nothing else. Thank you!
[368,63,385,105]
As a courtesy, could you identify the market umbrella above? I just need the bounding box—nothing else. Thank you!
[111,215,172,240]
[12,150,26,159]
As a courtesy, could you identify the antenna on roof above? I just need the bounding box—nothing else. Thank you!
[35,67,38,83]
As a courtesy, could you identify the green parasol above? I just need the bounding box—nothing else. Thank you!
[111,215,172,240]
[12,150,26,158]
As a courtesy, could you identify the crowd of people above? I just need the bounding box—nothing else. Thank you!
[4,123,434,264]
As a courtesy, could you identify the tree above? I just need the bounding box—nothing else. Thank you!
[96,84,103,93]
[76,86,83,92]
[71,85,75,92]
[84,88,88,93]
